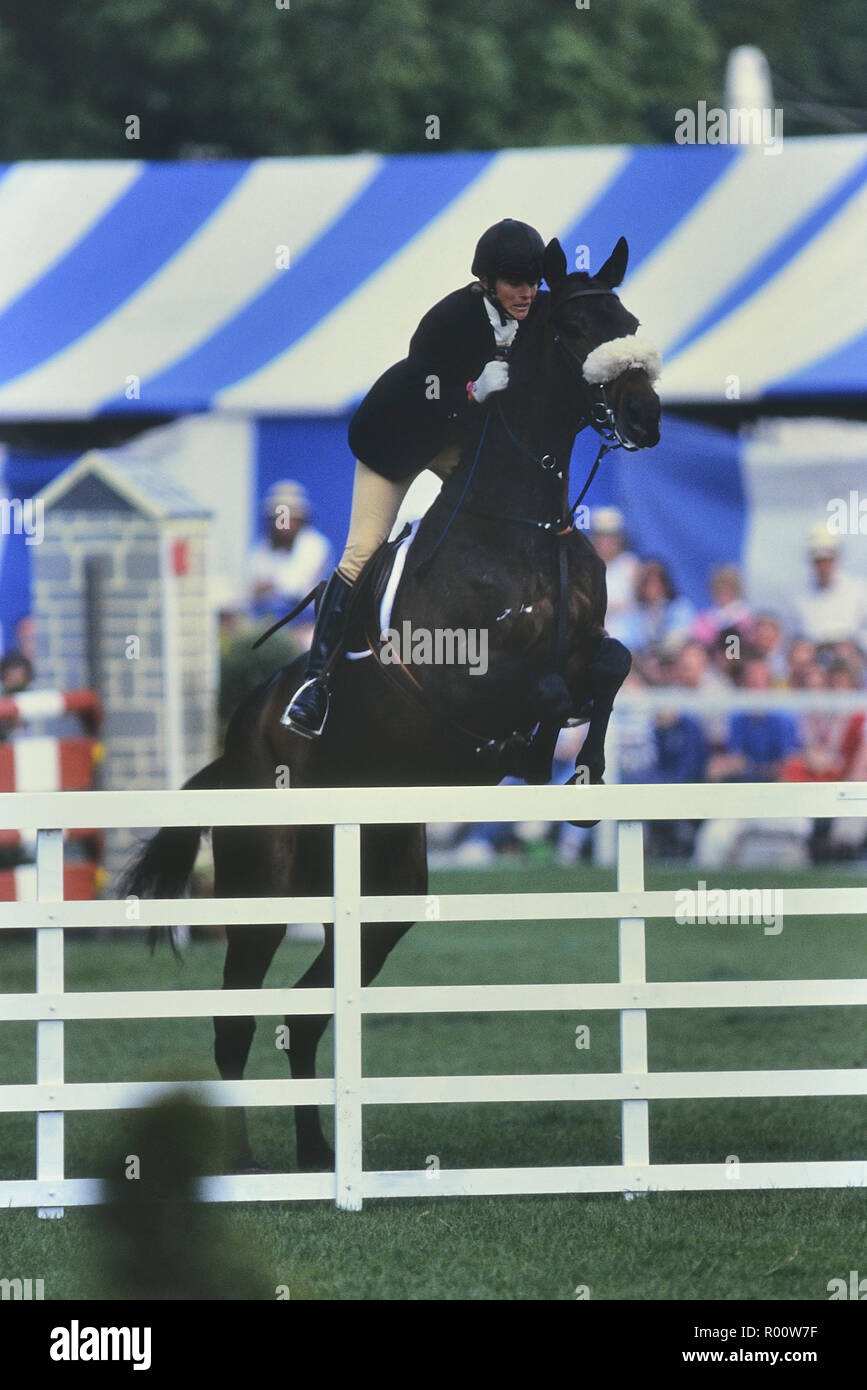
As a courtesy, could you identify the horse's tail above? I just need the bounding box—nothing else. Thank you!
[117,757,225,954]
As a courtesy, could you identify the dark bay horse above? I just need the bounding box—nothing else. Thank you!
[121,235,661,1172]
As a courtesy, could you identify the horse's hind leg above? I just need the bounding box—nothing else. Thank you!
[213,827,286,1171]
[216,923,285,1171]
[286,922,337,1172]
[286,824,422,1171]
[287,916,416,1170]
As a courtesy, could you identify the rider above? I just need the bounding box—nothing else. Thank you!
[281,218,548,738]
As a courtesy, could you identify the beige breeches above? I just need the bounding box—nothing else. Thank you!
[337,445,462,583]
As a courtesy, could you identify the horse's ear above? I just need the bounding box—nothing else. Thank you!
[543,238,568,288]
[596,237,629,289]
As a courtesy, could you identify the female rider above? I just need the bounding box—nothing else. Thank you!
[281,218,547,738]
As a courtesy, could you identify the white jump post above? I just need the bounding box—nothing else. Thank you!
[333,822,363,1210]
[36,827,65,1219]
[617,820,649,1191]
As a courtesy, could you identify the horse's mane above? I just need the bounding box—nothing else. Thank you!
[507,290,553,397]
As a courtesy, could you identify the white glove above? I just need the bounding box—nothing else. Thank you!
[471,359,509,403]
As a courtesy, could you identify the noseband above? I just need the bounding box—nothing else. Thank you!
[551,286,643,452]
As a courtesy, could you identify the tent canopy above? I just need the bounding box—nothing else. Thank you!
[0,136,865,421]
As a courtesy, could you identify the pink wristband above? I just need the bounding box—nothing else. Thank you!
[466,380,476,402]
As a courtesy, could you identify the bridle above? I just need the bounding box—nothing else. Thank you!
[550,285,644,453]
[471,285,646,534]
[422,282,653,553]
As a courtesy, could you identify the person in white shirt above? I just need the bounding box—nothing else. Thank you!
[589,507,639,643]
[793,524,867,651]
[248,480,332,629]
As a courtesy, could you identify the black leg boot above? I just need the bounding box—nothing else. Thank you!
[280,570,354,738]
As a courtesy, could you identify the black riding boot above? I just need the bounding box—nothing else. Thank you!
[280,570,354,738]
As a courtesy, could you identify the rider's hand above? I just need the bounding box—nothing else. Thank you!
[470,360,509,403]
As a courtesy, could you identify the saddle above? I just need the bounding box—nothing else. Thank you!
[341,524,572,787]
[343,522,413,657]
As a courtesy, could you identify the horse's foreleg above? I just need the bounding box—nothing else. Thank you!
[568,635,632,826]
[215,922,286,1171]
[286,925,337,1171]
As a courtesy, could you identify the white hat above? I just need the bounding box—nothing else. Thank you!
[591,506,626,535]
[264,480,310,517]
[807,522,839,557]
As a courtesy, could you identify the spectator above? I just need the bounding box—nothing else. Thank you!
[675,638,730,749]
[618,560,695,659]
[647,657,707,857]
[0,651,34,740]
[787,637,818,687]
[609,669,657,783]
[780,664,838,782]
[690,564,753,648]
[1,651,33,695]
[14,615,36,665]
[707,657,800,783]
[589,507,639,643]
[792,523,867,652]
[828,640,866,686]
[781,660,866,861]
[247,481,331,635]
[749,613,788,684]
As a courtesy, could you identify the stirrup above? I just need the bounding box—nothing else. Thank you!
[279,678,330,739]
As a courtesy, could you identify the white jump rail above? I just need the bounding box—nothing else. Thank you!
[1,782,866,1213]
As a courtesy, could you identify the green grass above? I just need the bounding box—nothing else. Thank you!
[1,861,866,1300]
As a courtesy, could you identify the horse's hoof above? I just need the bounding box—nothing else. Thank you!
[297,1144,335,1173]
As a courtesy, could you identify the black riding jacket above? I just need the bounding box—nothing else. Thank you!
[348,283,546,481]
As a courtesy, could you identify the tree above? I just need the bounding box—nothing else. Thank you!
[0,0,860,160]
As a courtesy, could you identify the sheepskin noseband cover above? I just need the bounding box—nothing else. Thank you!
[582,336,662,386]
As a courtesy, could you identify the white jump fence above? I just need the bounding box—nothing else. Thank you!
[1,782,866,1215]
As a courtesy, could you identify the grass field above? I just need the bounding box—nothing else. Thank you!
[1,859,866,1300]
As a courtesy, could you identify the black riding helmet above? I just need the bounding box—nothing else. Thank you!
[471,219,545,324]
[472,219,545,286]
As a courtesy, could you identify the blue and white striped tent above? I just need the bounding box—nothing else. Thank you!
[1,135,866,642]
[0,135,865,416]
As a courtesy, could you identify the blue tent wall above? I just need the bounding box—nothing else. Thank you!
[253,413,618,571]
[0,452,76,652]
[615,415,745,606]
[253,413,742,612]
[1,412,744,644]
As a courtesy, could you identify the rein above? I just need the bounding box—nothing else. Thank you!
[461,287,635,536]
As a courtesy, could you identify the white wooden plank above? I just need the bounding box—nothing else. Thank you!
[0,896,333,929]
[2,1159,864,1210]
[618,821,649,1169]
[362,1069,867,1105]
[362,979,867,1014]
[363,1160,867,1199]
[1,780,867,832]
[4,978,864,1024]
[333,823,363,1211]
[36,828,64,1219]
[5,884,867,932]
[0,987,335,1022]
[0,1077,333,1113]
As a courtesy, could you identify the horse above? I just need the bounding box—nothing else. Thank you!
[120,235,661,1173]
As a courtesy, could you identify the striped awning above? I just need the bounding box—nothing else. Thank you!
[0,136,865,420]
